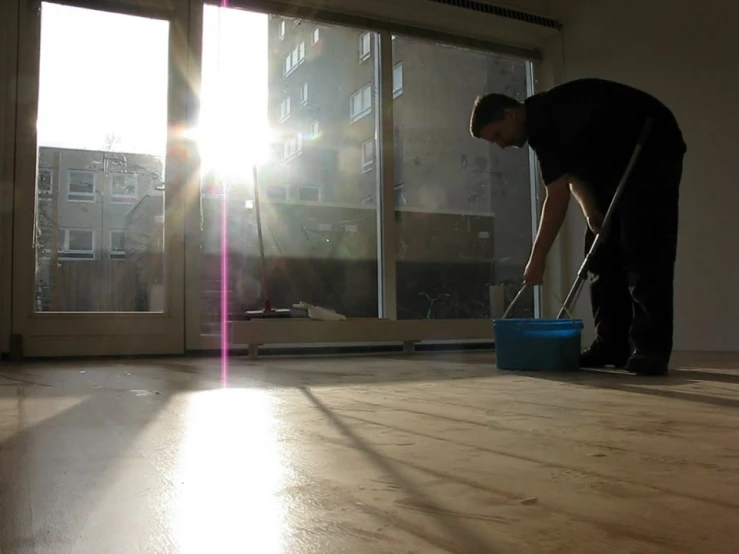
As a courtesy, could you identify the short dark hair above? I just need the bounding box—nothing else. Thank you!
[469,93,520,138]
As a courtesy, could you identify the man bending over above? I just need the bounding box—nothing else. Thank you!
[469,78,686,376]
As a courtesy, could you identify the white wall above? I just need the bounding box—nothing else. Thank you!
[551,0,739,351]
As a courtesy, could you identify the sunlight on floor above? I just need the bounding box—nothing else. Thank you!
[172,388,287,553]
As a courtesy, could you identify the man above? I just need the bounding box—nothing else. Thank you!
[469,78,686,375]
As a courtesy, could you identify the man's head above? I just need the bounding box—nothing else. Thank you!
[469,93,527,148]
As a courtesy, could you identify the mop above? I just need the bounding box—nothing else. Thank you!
[244,164,292,319]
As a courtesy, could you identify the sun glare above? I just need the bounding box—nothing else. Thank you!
[198,5,271,182]
[193,120,276,180]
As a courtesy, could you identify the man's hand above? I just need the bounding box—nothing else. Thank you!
[523,255,546,286]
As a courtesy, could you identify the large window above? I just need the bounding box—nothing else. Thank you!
[197,5,537,338]
[34,2,168,312]
[390,36,535,319]
[199,8,382,334]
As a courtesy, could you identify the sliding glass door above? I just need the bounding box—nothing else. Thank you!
[11,0,193,356]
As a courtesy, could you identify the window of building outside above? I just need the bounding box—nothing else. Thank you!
[197,6,535,334]
[68,170,95,202]
[60,229,95,260]
[110,230,126,259]
[350,84,372,123]
[38,168,53,199]
[283,134,302,161]
[110,173,138,204]
[359,31,371,61]
[361,139,374,173]
[284,42,305,76]
[393,63,403,98]
[278,96,291,121]
[299,186,320,202]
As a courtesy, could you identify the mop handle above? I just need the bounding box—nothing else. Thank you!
[592,116,655,245]
[555,116,655,319]
[252,164,268,299]
[501,284,528,319]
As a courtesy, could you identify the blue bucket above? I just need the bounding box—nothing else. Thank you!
[493,318,584,371]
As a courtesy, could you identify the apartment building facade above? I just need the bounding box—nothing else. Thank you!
[36,146,164,262]
[261,16,535,283]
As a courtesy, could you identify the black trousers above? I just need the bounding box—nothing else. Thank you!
[584,146,684,363]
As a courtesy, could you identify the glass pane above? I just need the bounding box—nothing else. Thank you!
[199,7,380,334]
[392,37,536,319]
[35,2,169,312]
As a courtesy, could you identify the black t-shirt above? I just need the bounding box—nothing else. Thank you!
[525,78,686,190]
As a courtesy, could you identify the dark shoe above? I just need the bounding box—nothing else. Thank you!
[625,353,669,376]
[580,340,630,368]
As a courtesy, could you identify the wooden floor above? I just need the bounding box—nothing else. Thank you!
[1,351,737,553]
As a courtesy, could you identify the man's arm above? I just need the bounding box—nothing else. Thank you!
[568,176,604,233]
[524,175,570,284]
[531,176,570,262]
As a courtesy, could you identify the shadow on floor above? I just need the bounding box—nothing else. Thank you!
[512,367,739,409]
[0,382,182,551]
[300,386,504,554]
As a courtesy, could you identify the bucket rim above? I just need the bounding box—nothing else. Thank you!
[493,318,584,328]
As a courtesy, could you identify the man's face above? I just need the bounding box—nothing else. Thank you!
[479,107,527,149]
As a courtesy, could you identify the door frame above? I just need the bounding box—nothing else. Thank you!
[10,0,195,357]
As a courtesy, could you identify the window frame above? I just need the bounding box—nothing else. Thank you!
[392,62,403,98]
[278,95,291,121]
[187,4,546,353]
[360,138,374,173]
[282,133,303,161]
[37,167,53,200]
[109,229,127,259]
[109,172,139,204]
[59,228,95,260]
[298,185,321,202]
[350,83,372,123]
[359,31,371,61]
[67,169,96,203]
[284,41,306,76]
